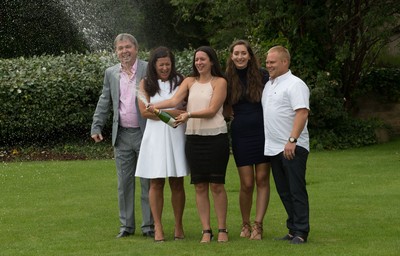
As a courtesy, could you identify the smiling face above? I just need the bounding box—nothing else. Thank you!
[155,56,172,81]
[194,51,212,75]
[231,44,251,69]
[265,50,289,79]
[115,39,138,66]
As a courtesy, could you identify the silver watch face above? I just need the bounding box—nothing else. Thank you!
[289,137,296,143]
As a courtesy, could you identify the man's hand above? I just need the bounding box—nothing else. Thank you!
[283,142,296,160]
[91,134,103,143]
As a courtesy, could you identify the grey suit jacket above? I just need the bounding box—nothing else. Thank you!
[91,59,148,146]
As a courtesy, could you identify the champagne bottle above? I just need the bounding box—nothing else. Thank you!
[154,108,177,128]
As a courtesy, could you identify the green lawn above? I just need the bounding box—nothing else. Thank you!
[1,138,399,256]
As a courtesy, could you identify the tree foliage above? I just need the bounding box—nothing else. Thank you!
[170,0,400,148]
[170,0,400,105]
[318,1,400,110]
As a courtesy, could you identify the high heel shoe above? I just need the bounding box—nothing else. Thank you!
[240,222,251,238]
[249,221,263,240]
[200,229,213,243]
[218,228,229,243]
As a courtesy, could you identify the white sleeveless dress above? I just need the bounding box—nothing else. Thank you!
[135,80,189,178]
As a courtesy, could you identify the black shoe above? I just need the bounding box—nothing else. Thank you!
[116,231,133,238]
[275,233,294,241]
[290,236,307,244]
[142,230,155,238]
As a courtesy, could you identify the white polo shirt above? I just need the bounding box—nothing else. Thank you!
[261,70,310,156]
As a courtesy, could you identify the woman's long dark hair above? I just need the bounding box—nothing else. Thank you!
[144,46,183,97]
[225,40,264,105]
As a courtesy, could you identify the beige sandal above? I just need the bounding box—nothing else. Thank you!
[249,221,263,240]
[217,228,229,243]
[200,229,213,243]
[240,222,251,238]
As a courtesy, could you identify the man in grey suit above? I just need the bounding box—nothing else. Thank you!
[91,33,154,238]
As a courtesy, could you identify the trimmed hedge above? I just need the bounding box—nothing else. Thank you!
[0,52,117,145]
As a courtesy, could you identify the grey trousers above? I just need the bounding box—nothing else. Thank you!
[114,127,154,234]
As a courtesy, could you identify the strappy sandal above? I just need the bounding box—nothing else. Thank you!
[240,222,251,238]
[200,229,213,243]
[217,228,229,243]
[249,221,263,240]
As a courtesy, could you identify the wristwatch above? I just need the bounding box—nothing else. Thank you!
[288,137,297,143]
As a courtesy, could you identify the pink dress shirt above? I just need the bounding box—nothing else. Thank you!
[118,60,139,128]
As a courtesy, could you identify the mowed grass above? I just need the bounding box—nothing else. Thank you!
[1,138,399,256]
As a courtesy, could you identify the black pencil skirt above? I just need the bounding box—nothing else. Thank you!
[185,133,230,184]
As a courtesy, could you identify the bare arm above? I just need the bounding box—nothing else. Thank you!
[291,108,309,138]
[284,108,309,160]
[138,80,159,120]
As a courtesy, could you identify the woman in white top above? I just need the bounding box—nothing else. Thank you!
[136,46,189,242]
[148,46,229,243]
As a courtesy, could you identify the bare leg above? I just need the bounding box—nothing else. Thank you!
[210,183,228,242]
[250,162,271,240]
[254,163,271,223]
[238,165,255,237]
[169,177,185,239]
[150,178,165,241]
[194,183,212,242]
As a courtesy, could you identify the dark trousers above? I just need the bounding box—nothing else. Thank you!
[270,146,310,238]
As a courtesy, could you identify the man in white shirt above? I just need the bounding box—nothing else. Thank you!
[261,46,310,244]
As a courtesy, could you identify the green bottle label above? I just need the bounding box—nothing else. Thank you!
[154,109,176,128]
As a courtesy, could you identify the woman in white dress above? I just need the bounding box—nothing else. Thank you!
[136,46,189,242]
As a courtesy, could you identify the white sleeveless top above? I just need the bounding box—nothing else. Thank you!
[185,80,227,135]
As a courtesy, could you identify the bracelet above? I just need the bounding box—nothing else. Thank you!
[187,112,191,118]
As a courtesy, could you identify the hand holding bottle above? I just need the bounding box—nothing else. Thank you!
[147,104,177,128]
[146,103,155,113]
[174,112,191,126]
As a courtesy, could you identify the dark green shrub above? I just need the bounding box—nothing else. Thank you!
[308,71,382,150]
[357,68,400,103]
[309,71,347,130]
[0,52,117,145]
[310,117,380,150]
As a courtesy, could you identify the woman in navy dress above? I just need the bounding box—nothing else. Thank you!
[225,40,271,240]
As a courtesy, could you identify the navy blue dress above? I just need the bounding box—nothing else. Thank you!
[230,68,269,167]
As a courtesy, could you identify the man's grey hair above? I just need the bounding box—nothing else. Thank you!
[114,33,138,49]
